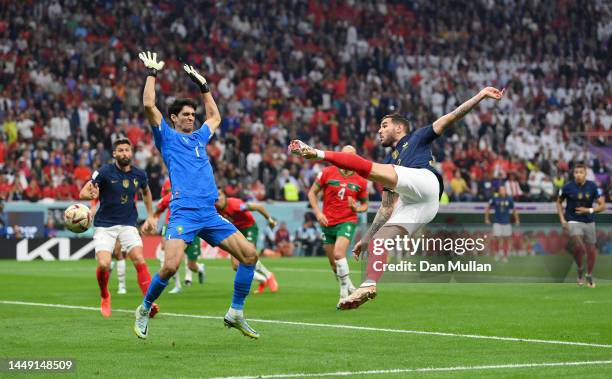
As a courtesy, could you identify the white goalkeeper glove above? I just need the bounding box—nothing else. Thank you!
[183,64,210,93]
[138,51,165,77]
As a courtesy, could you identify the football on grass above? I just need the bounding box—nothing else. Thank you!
[64,203,92,233]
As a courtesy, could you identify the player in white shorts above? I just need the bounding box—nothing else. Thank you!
[290,86,505,309]
[80,138,159,318]
[485,186,520,262]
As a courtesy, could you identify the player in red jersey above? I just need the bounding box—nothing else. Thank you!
[308,146,368,307]
[215,188,279,294]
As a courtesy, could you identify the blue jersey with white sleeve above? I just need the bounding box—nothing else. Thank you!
[559,180,601,223]
[489,194,514,224]
[384,124,444,198]
[91,163,148,227]
[152,118,218,208]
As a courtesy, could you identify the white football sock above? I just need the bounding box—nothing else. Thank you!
[117,259,126,288]
[335,258,353,288]
[185,267,193,282]
[253,271,267,283]
[255,260,271,278]
[173,274,181,289]
[197,263,205,273]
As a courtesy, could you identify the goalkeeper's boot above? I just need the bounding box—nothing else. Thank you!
[288,140,319,160]
[100,294,111,318]
[224,312,260,339]
[338,285,377,310]
[134,304,150,339]
[586,275,596,288]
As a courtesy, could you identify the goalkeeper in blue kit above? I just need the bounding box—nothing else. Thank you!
[133,51,260,339]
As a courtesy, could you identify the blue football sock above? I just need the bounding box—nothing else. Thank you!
[231,263,255,310]
[143,273,168,311]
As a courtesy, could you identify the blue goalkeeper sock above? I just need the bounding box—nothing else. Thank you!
[231,263,255,311]
[143,273,168,311]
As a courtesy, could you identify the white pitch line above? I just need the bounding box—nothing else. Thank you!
[2,300,612,349]
[210,360,612,379]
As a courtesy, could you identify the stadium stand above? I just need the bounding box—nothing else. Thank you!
[0,0,609,202]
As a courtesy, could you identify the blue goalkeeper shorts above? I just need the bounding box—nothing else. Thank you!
[166,205,237,246]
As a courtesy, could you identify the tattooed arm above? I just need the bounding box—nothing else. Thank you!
[432,87,505,135]
[352,190,399,259]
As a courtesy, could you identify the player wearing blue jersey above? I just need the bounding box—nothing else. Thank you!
[133,51,260,339]
[556,164,605,288]
[485,186,520,263]
[290,87,505,309]
[80,138,158,318]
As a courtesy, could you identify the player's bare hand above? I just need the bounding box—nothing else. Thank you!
[315,211,328,227]
[575,207,590,215]
[88,183,99,199]
[268,217,278,229]
[141,216,158,235]
[484,219,491,225]
[352,240,365,260]
[480,87,505,101]
[348,197,358,212]
[138,51,165,71]
[561,220,568,230]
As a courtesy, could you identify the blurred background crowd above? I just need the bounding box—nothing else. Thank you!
[0,0,610,204]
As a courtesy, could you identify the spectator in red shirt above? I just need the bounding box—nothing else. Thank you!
[23,179,42,202]
[73,156,92,185]
[54,178,75,200]
[0,174,14,200]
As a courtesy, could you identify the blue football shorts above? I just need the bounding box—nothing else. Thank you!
[166,204,237,246]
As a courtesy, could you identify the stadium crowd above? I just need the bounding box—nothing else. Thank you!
[0,0,610,204]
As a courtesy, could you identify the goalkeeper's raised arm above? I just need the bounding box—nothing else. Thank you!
[139,51,164,126]
[183,64,221,134]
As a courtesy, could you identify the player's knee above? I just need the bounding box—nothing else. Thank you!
[333,249,346,260]
[161,263,178,277]
[97,261,111,271]
[129,251,145,265]
[242,251,258,266]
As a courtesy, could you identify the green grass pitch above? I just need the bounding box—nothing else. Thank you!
[1,258,611,378]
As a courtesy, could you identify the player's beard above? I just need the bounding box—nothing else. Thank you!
[380,136,393,148]
[116,157,131,167]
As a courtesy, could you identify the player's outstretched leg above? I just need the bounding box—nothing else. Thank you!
[289,140,398,190]
[134,240,184,339]
[219,232,260,339]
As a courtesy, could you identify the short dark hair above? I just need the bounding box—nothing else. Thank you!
[113,138,131,150]
[381,113,411,132]
[574,162,587,170]
[169,98,198,118]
